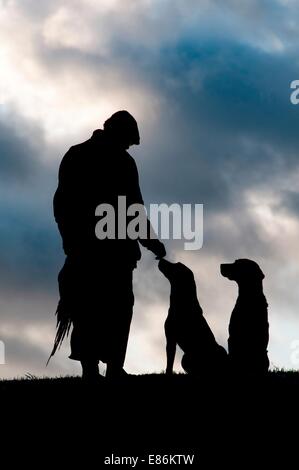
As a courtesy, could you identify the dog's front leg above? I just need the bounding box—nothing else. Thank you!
[166,336,176,375]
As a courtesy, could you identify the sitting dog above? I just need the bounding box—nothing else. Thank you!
[220,259,269,373]
[159,259,227,375]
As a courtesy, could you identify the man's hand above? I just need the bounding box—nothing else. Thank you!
[138,227,166,258]
[152,240,166,260]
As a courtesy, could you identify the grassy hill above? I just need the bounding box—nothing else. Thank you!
[1,371,298,467]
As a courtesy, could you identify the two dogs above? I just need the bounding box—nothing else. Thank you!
[158,259,227,375]
[159,258,269,376]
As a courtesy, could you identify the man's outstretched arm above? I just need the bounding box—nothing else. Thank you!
[139,221,166,259]
[129,157,166,259]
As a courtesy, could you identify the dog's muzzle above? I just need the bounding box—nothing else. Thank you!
[220,263,235,279]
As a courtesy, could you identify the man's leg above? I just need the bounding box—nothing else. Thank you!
[70,317,100,380]
[106,268,134,378]
[106,312,132,378]
[81,359,100,381]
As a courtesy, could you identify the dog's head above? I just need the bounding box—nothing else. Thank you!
[220,259,264,284]
[158,259,194,285]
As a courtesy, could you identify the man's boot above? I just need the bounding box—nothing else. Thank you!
[81,359,102,383]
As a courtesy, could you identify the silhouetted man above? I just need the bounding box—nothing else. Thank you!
[51,111,166,380]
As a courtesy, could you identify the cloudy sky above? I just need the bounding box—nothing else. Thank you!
[1,0,299,378]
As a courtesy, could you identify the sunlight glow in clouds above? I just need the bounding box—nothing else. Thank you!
[0,1,162,147]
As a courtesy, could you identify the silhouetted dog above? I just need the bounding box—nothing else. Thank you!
[159,259,227,375]
[221,259,269,373]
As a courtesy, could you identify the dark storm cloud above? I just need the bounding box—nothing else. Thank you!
[130,38,299,218]
[0,200,61,291]
[5,2,297,299]
[0,111,62,291]
[0,111,40,180]
[7,1,296,256]
[281,190,299,217]
[2,0,299,375]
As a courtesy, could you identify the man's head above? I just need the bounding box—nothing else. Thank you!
[220,259,265,285]
[103,110,140,149]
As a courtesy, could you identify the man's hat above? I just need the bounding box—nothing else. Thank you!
[104,110,140,145]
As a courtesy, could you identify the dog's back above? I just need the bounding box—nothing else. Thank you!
[229,294,269,372]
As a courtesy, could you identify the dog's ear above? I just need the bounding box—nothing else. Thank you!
[236,259,265,281]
